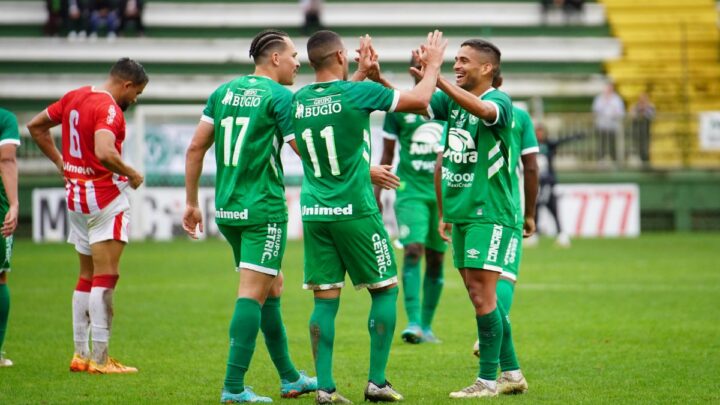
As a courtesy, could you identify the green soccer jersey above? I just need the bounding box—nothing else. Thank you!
[430,88,518,227]
[383,112,445,200]
[293,80,399,222]
[0,108,20,213]
[509,106,539,224]
[202,75,294,225]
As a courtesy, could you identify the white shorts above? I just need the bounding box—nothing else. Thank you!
[67,192,130,255]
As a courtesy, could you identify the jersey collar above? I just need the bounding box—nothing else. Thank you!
[91,86,116,102]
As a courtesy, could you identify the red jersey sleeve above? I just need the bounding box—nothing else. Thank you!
[94,101,124,140]
[46,95,65,122]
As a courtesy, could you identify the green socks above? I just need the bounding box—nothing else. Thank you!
[309,297,340,391]
[421,266,444,330]
[476,307,503,380]
[498,301,520,372]
[368,287,398,385]
[224,298,262,394]
[401,257,421,325]
[496,279,516,313]
[261,297,300,382]
[0,284,8,354]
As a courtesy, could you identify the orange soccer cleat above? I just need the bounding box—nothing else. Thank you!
[69,353,90,372]
[87,357,138,374]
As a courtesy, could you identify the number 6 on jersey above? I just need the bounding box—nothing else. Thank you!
[220,116,250,167]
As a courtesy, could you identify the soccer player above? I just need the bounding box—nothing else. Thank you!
[27,58,148,374]
[532,123,583,247]
[470,75,539,395]
[374,60,447,345]
[293,30,446,403]
[0,108,20,368]
[183,29,319,403]
[422,39,522,398]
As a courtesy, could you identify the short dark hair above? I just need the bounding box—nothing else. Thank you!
[307,30,343,68]
[461,39,501,82]
[249,29,289,62]
[492,71,503,88]
[110,57,148,85]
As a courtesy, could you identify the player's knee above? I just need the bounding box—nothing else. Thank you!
[0,271,7,283]
[404,244,423,265]
[425,251,444,278]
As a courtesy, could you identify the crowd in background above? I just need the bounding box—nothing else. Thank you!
[44,0,145,40]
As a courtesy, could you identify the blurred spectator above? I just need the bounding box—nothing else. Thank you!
[592,82,625,162]
[532,123,584,247]
[88,0,121,41]
[119,0,145,37]
[540,0,585,25]
[45,0,65,37]
[300,0,324,35]
[631,92,655,166]
[67,0,88,41]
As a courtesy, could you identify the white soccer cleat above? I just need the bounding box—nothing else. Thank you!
[497,371,528,394]
[449,379,498,399]
[0,353,13,367]
[472,339,480,357]
[555,233,571,248]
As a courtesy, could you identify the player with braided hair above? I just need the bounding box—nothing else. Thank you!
[184,29,317,403]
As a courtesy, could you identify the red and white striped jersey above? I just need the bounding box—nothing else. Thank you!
[47,86,128,214]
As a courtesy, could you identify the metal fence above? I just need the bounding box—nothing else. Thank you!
[16,111,718,175]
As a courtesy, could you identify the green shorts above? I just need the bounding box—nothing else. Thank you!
[451,222,518,273]
[395,197,447,253]
[217,222,286,276]
[303,213,398,290]
[500,228,523,283]
[0,234,12,273]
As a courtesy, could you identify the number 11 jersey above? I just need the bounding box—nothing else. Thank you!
[292,80,399,222]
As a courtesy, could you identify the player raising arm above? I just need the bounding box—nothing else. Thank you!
[293,29,445,403]
[423,39,526,398]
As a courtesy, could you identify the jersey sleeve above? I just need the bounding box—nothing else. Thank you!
[517,109,539,155]
[0,110,21,147]
[46,94,66,123]
[382,112,400,139]
[346,81,399,112]
[201,88,218,125]
[428,90,449,121]
[482,90,512,128]
[271,85,295,142]
[94,101,124,138]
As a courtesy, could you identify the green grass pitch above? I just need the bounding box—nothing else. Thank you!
[1,233,719,404]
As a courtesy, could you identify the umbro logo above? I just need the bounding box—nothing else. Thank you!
[467,248,480,259]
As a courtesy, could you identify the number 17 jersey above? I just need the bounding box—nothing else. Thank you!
[202,75,294,225]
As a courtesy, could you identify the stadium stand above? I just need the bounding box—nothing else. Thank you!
[0,0,617,114]
[600,0,720,167]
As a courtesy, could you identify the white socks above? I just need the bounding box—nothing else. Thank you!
[72,290,91,358]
